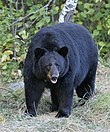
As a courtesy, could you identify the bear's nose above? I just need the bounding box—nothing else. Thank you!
[51,76,58,81]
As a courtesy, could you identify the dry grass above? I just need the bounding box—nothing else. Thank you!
[0,64,110,132]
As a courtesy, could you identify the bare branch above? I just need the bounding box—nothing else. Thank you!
[10,0,53,26]
[29,13,43,27]
[13,0,19,59]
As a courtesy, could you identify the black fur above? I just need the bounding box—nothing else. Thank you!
[23,23,98,118]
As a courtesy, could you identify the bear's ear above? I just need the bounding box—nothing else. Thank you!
[34,48,46,59]
[58,46,68,57]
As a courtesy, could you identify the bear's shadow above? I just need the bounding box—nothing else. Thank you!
[37,89,51,115]
[37,89,83,115]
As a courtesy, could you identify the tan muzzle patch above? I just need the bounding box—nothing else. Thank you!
[47,71,59,84]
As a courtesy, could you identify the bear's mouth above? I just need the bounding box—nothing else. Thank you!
[50,77,58,84]
[47,71,59,84]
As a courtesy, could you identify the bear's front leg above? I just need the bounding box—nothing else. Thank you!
[24,78,44,116]
[50,88,59,112]
[55,80,73,118]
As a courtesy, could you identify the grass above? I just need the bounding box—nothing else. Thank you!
[0,64,110,132]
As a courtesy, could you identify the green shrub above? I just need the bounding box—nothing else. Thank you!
[73,0,110,59]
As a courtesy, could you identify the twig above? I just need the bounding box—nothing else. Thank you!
[21,0,25,29]
[29,13,43,27]
[13,0,19,59]
[51,0,56,24]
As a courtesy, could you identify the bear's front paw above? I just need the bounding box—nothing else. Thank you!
[51,105,59,112]
[25,109,36,117]
[55,111,69,118]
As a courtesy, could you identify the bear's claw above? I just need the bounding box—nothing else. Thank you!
[55,111,69,118]
[25,109,36,117]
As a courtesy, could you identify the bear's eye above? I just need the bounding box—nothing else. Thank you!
[45,65,50,69]
[45,64,52,71]
[55,63,60,67]
[45,64,52,67]
[49,64,52,66]
[55,63,60,70]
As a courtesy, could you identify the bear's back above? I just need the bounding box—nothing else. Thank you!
[32,23,95,50]
[31,22,97,66]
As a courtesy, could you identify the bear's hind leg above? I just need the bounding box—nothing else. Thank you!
[76,63,97,100]
[76,72,97,100]
[76,77,95,100]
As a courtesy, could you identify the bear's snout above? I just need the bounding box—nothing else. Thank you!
[47,69,59,84]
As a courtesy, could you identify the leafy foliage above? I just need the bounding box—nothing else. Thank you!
[74,0,110,60]
[0,0,110,82]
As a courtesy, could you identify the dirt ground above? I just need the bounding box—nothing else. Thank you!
[96,63,110,93]
[0,63,110,132]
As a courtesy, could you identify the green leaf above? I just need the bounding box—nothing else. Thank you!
[4,50,13,55]
[105,4,110,8]
[95,12,103,20]
[84,3,91,10]
[15,45,20,52]
[87,9,94,15]
[78,1,83,5]
[53,6,59,14]
[80,12,86,18]
[97,25,102,30]
[2,65,7,70]
[108,29,110,35]
[106,19,110,27]
[98,41,105,47]
[30,14,37,20]
[0,1,3,8]
[45,17,50,23]
[93,30,99,36]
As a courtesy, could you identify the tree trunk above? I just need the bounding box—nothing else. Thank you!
[59,0,78,23]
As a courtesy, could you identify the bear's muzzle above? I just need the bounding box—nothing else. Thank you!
[47,69,59,84]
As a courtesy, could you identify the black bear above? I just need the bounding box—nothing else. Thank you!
[23,23,98,118]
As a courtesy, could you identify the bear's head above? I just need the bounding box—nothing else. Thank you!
[33,47,69,84]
